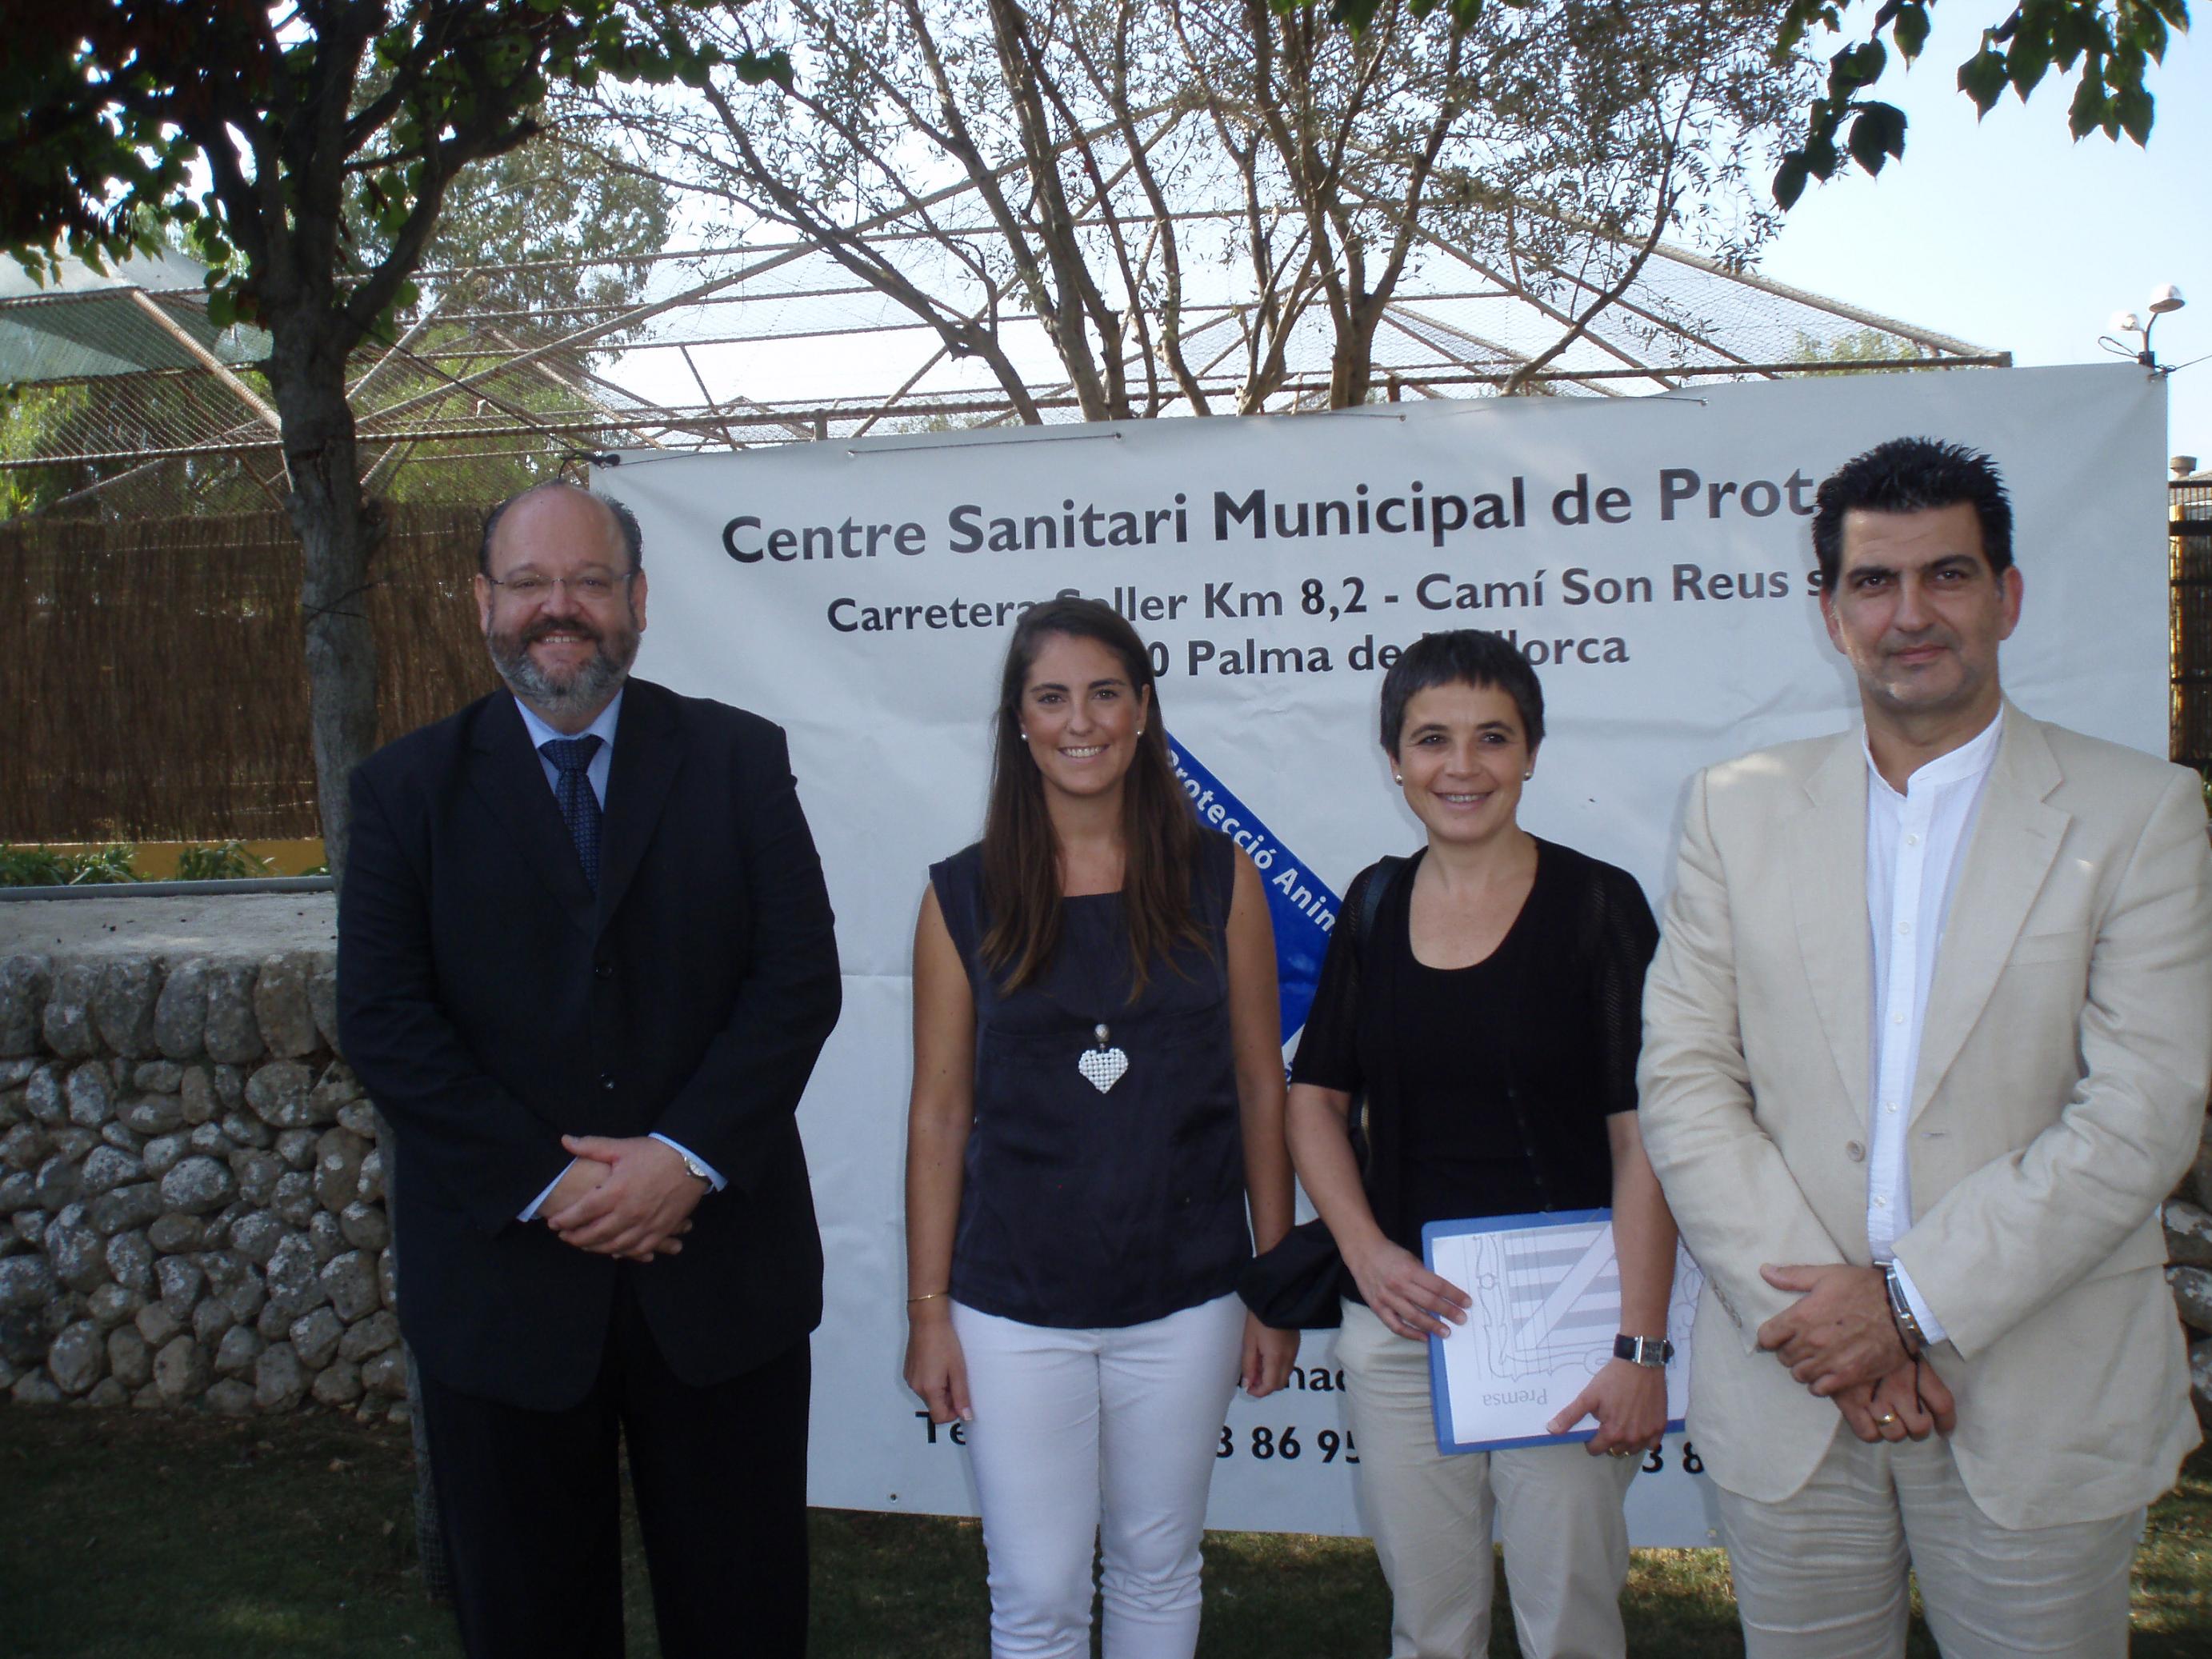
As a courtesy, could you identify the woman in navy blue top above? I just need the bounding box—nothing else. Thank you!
[903,598,1297,1659]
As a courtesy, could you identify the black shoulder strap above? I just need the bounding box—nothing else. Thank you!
[1354,854,1406,956]
[1343,853,1406,1182]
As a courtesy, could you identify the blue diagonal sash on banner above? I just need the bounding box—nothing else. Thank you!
[1166,738,1342,1045]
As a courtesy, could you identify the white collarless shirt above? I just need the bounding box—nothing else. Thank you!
[1862,708,2003,1342]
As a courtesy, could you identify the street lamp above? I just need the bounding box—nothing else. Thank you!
[2101,285,2189,370]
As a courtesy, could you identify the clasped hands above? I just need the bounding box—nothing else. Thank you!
[1756,1263,1956,1445]
[542,1134,707,1262]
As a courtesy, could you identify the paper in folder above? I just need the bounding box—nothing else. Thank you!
[1422,1207,1699,1455]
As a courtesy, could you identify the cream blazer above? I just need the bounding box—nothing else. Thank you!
[1640,702,2212,1527]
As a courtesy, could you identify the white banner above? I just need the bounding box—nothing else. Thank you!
[606,364,2166,1544]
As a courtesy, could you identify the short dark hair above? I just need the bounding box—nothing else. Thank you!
[478,482,644,576]
[1810,438,2012,590]
[1378,630,1545,758]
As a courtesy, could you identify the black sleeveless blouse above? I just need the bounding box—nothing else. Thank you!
[929,832,1250,1329]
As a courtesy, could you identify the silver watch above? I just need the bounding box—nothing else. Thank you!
[672,1146,714,1189]
[1883,1261,1926,1353]
[1613,1333,1674,1369]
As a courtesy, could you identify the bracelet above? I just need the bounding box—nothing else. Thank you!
[906,1292,949,1305]
[1883,1262,1926,1357]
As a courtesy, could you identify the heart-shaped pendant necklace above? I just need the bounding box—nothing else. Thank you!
[1078,1022,1130,1094]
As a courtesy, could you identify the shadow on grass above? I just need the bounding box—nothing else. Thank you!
[3,1406,2205,1657]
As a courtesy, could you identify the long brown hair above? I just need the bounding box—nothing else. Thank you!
[980,598,1207,994]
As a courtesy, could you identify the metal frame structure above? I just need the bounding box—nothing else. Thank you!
[1,168,2005,518]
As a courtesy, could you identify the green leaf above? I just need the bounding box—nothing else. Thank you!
[1958,45,2009,111]
[731,48,794,90]
[1848,101,1908,171]
[1778,0,1847,52]
[1891,2,1930,58]
[2125,8,2170,62]
[2114,82,2154,144]
[2007,35,2054,98]
[1773,152,1813,208]
[1824,39,1885,98]
[2066,70,2107,136]
[2046,6,2105,69]
[1846,111,1886,173]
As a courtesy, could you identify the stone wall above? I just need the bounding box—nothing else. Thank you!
[1,933,2210,1425]
[2167,1153,2212,1420]
[0,950,405,1420]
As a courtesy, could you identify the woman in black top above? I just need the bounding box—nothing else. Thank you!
[1286,630,1678,1659]
[904,598,1298,1658]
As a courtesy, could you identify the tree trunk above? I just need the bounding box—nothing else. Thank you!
[1329,295,1385,409]
[268,325,383,883]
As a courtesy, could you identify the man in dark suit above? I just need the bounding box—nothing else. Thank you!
[338,482,842,1659]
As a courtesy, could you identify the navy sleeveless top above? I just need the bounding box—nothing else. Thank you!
[929,831,1250,1329]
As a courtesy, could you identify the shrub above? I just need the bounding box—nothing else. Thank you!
[174,841,275,882]
[0,845,140,886]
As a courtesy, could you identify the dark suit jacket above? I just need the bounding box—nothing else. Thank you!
[337,678,842,1410]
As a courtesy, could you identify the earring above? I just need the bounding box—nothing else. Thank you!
[1393,774,1403,785]
[1136,726,1146,737]
[1523,770,1533,780]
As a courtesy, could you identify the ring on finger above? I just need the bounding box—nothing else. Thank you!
[1872,1410,1900,1427]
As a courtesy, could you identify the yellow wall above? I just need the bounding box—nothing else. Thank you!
[22,840,329,879]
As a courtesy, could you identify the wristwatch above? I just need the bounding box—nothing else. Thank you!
[671,1145,714,1189]
[1883,1261,1926,1355]
[1614,1333,1674,1369]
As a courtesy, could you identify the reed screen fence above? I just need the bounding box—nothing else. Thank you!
[4,486,2206,845]
[2177,480,2212,780]
[0,505,494,844]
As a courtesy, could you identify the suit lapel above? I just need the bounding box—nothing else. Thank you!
[465,696,598,936]
[1910,704,2069,1118]
[594,680,685,939]
[1784,734,1875,1131]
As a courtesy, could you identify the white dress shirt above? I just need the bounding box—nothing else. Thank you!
[512,691,726,1221]
[1861,709,2004,1341]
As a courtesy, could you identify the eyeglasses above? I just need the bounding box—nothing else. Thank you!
[484,571,635,602]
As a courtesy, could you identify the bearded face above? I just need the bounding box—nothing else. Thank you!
[475,487,649,727]
[484,593,642,720]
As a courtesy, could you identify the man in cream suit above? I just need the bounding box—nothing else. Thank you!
[1640,437,2212,1657]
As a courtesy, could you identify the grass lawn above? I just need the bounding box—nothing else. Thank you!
[3,1405,2206,1657]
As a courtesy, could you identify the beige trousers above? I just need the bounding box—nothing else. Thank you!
[1335,1300,1640,1659]
[1716,1426,2143,1658]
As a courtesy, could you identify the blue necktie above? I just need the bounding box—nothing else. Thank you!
[540,736,604,893]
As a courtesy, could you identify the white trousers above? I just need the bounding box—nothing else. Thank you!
[1717,1427,2143,1658]
[953,1293,1246,1659]
[1335,1300,1639,1659]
